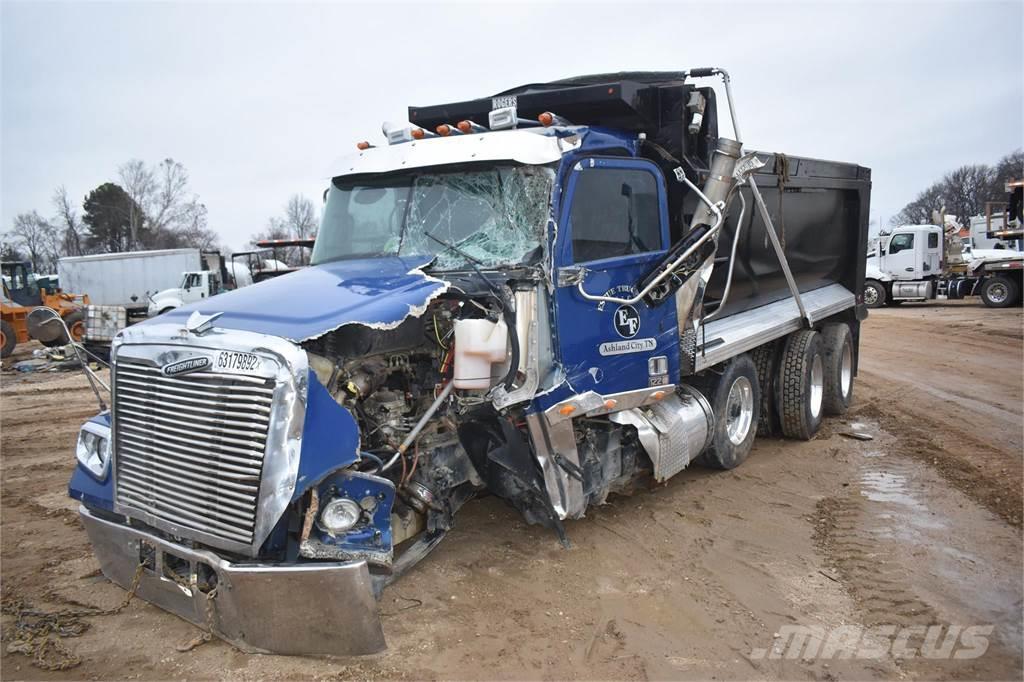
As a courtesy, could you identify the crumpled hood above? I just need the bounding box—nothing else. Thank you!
[144,256,447,342]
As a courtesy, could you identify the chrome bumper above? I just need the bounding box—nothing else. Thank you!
[79,505,385,655]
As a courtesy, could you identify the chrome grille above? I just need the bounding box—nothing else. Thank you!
[113,359,276,547]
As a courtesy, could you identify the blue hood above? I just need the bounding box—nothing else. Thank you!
[147,256,447,342]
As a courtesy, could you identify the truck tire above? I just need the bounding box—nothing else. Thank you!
[776,330,825,440]
[1,320,16,358]
[750,342,780,437]
[694,354,760,470]
[821,323,854,416]
[863,280,886,308]
[980,276,1019,308]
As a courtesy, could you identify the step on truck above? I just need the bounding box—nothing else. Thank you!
[68,69,870,655]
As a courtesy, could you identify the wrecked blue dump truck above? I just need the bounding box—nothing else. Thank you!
[69,70,870,655]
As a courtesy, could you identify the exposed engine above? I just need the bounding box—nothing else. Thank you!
[298,282,657,570]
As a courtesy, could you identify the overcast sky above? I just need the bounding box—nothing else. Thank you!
[2,1,1021,251]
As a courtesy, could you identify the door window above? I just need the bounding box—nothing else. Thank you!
[569,168,662,263]
[184,273,202,289]
[889,233,914,254]
[928,232,939,249]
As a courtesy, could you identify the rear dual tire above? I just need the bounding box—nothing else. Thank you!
[774,323,854,440]
[777,330,825,440]
[821,323,854,415]
[980,276,1020,308]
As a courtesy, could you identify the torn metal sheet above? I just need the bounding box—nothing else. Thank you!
[144,256,449,343]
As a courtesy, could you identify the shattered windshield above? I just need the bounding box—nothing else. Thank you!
[311,164,554,270]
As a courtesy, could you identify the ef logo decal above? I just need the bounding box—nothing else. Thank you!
[613,305,641,338]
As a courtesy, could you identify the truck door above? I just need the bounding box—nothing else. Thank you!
[553,157,679,396]
[924,228,943,273]
[884,231,920,279]
[182,272,205,302]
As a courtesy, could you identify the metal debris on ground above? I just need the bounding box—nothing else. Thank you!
[839,431,875,441]
[1,563,144,671]
[12,344,84,372]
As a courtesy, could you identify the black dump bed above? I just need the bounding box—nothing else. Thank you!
[706,153,871,319]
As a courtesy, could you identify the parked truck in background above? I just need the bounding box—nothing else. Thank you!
[865,221,1022,310]
[58,248,229,316]
[68,69,870,655]
[864,179,1023,309]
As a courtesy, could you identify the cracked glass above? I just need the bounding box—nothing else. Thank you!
[312,165,554,270]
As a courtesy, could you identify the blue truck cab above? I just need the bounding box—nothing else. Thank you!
[69,70,870,655]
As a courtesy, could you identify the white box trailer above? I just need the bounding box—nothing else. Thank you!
[58,249,217,314]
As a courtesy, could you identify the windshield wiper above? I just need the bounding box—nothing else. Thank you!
[424,230,486,267]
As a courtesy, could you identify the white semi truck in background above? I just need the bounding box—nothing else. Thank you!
[865,180,1024,309]
[865,225,1022,308]
[58,248,231,316]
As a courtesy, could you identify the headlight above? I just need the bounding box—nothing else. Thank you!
[76,422,111,479]
[318,497,362,534]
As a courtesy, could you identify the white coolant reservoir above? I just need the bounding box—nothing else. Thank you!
[453,318,508,389]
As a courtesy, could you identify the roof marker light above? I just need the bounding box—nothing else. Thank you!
[538,111,571,127]
[457,120,487,134]
[356,141,372,150]
[436,124,463,136]
[409,127,437,140]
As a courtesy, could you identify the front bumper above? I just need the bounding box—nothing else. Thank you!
[79,505,386,655]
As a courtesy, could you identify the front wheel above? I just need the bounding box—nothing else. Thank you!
[694,353,761,470]
[980,276,1020,308]
[863,280,886,308]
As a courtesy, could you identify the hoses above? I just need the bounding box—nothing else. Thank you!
[702,188,748,324]
[379,381,454,473]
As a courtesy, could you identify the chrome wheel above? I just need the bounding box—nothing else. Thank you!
[987,281,1009,304]
[840,342,853,398]
[725,376,754,445]
[809,354,824,419]
[863,286,879,306]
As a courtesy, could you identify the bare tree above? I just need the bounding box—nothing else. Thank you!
[9,211,60,271]
[149,158,191,232]
[178,200,219,250]
[250,195,318,265]
[52,185,84,256]
[891,150,1023,229]
[117,159,155,249]
[285,195,318,241]
[117,157,202,249]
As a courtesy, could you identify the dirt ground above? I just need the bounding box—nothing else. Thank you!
[1,300,1021,681]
